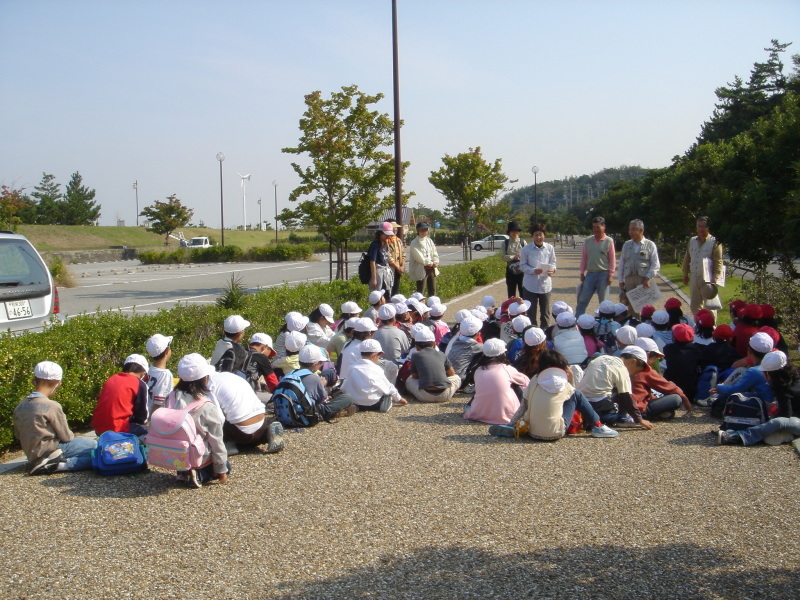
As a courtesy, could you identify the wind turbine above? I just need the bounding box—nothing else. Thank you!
[237,172,251,230]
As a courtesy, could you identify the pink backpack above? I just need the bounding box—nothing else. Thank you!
[145,396,210,471]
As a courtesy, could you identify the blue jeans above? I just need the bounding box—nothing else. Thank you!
[562,390,601,430]
[576,271,610,317]
[643,394,683,419]
[59,437,97,471]
[734,417,800,446]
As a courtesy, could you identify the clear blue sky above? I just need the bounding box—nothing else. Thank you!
[1,0,798,228]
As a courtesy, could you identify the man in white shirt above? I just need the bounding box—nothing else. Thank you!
[342,339,407,411]
[618,219,660,316]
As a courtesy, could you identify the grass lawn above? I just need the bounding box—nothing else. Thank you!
[659,263,743,325]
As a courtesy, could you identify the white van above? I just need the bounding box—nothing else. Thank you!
[0,232,60,333]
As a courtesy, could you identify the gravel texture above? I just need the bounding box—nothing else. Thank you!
[1,246,798,599]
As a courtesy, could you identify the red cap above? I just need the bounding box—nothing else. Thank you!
[758,326,780,346]
[694,311,715,328]
[743,304,763,320]
[713,324,734,340]
[672,323,695,343]
[641,305,656,319]
[760,304,775,319]
[664,298,682,310]
[728,299,746,311]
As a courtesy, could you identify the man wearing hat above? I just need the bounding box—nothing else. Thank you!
[618,219,660,317]
[682,216,724,313]
[387,221,406,297]
[501,221,526,298]
[210,315,251,373]
[408,221,439,297]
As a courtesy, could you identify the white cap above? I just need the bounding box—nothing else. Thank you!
[598,300,616,315]
[426,295,441,307]
[377,304,397,320]
[556,312,577,328]
[474,305,488,315]
[483,338,507,357]
[298,344,324,364]
[368,289,386,305]
[390,294,407,304]
[410,292,425,301]
[341,301,362,314]
[430,303,447,317]
[393,302,409,315]
[285,312,310,332]
[759,350,787,372]
[620,345,649,365]
[750,332,774,354]
[551,301,571,316]
[494,307,503,319]
[177,353,215,382]
[635,337,663,356]
[407,299,425,314]
[145,334,173,357]
[635,323,655,338]
[319,303,335,320]
[285,331,308,352]
[577,314,596,330]
[413,326,436,343]
[454,309,472,323]
[508,301,531,316]
[481,295,495,308]
[651,310,670,325]
[470,308,488,322]
[250,332,273,347]
[344,317,361,330]
[524,327,546,346]
[614,303,628,316]
[34,361,62,380]
[124,353,149,371]
[360,338,384,354]
[460,317,483,337]
[616,325,638,346]
[354,317,378,332]
[224,315,250,334]
[512,315,531,333]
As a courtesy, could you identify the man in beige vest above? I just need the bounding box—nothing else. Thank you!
[619,219,660,316]
[682,216,724,313]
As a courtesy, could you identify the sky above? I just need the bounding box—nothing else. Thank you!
[1,0,799,229]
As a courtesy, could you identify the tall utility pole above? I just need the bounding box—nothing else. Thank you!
[132,181,139,226]
[272,180,278,244]
[531,166,539,224]
[392,0,403,228]
[257,198,262,231]
[216,152,225,247]
[238,172,251,230]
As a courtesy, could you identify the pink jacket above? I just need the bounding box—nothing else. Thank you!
[463,363,530,425]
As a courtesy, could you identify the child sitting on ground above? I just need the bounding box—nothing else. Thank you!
[146,333,174,415]
[463,339,529,425]
[92,354,150,437]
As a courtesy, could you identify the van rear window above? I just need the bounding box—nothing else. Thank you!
[0,239,50,287]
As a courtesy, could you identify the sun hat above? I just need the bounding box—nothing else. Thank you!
[177,353,215,382]
[34,361,62,380]
[318,303,335,320]
[393,302,409,315]
[613,303,628,316]
[124,354,149,371]
[635,337,663,357]
[410,292,425,301]
[454,309,472,323]
[426,295,441,307]
[577,314,596,330]
[470,308,488,322]
[474,305,488,315]
[759,350,787,372]
[285,312,310,332]
[390,294,407,304]
[509,300,531,316]
[460,317,483,337]
[749,332,774,354]
[377,304,397,321]
[250,332,273,347]
[481,295,495,308]
[341,301,362,314]
[694,310,715,328]
[512,315,532,333]
[712,324,734,340]
[640,305,656,319]
[344,317,360,330]
[506,221,523,233]
[368,289,386,305]
[672,323,695,343]
[616,325,638,346]
[635,323,655,338]
[598,300,616,315]
[360,339,384,354]
[483,338,507,357]
[651,310,670,325]
[551,301,571,317]
[430,303,447,317]
[413,327,436,343]
[298,344,324,364]
[354,318,378,332]
[664,298,682,310]
[760,304,775,319]
[556,312,576,328]
[728,299,746,312]
[379,222,396,236]
[757,326,780,347]
[743,304,763,320]
[146,334,173,357]
[524,327,546,346]
[620,345,650,370]
[223,315,250,334]
[284,331,308,352]
[416,222,429,230]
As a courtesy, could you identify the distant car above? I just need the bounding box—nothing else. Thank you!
[187,237,212,248]
[0,231,60,333]
[471,234,509,251]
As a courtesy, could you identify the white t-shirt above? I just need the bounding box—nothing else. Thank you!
[208,371,265,424]
[339,339,364,380]
[342,358,400,406]
[576,354,631,402]
[147,366,174,417]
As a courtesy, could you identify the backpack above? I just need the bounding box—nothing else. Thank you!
[358,252,371,284]
[242,348,262,391]
[720,393,768,431]
[214,340,252,381]
[145,398,211,472]
[595,319,617,354]
[504,239,525,275]
[92,431,147,476]
[696,366,718,404]
[270,369,322,428]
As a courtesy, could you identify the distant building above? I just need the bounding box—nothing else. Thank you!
[364,207,415,239]
[117,219,125,227]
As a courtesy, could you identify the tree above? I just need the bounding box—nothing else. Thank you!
[428,147,508,258]
[281,84,409,279]
[30,172,62,224]
[140,194,194,245]
[0,186,27,230]
[61,171,100,225]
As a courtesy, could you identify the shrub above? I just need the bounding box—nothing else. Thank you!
[47,256,76,288]
[191,245,245,263]
[216,273,248,310]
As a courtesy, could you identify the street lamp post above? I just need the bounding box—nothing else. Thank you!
[216,152,225,247]
[132,180,139,226]
[272,180,278,244]
[531,166,540,224]
[257,198,262,231]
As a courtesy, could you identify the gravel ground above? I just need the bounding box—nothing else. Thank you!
[1,246,798,600]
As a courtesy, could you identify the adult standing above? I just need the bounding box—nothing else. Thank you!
[387,221,406,297]
[519,223,556,328]
[618,219,661,316]
[682,216,724,313]
[576,216,616,317]
[368,221,395,295]
[500,221,526,298]
[408,221,439,297]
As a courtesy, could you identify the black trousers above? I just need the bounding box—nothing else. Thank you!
[505,268,524,298]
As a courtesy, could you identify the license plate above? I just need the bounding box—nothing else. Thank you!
[5,299,32,319]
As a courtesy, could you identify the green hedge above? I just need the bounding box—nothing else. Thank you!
[0,255,505,450]
[138,243,313,265]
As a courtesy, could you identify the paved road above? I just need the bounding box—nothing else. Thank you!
[58,246,471,317]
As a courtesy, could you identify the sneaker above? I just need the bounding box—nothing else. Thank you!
[488,424,516,438]
[186,469,202,488]
[657,410,676,421]
[591,425,619,438]
[697,394,718,408]
[378,395,393,413]
[28,449,65,475]
[717,430,742,445]
[266,421,285,454]
[614,415,638,428]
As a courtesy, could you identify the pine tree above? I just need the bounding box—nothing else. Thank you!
[62,171,101,225]
[30,172,62,224]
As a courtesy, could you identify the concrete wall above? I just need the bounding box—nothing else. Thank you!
[44,248,139,264]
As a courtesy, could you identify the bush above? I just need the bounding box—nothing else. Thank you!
[47,256,76,288]
[248,244,313,261]
[191,245,245,263]
[138,244,312,264]
[138,248,189,264]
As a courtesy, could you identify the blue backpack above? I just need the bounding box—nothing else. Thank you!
[696,366,718,403]
[92,431,147,476]
[271,369,322,428]
[595,318,617,354]
[720,393,768,431]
